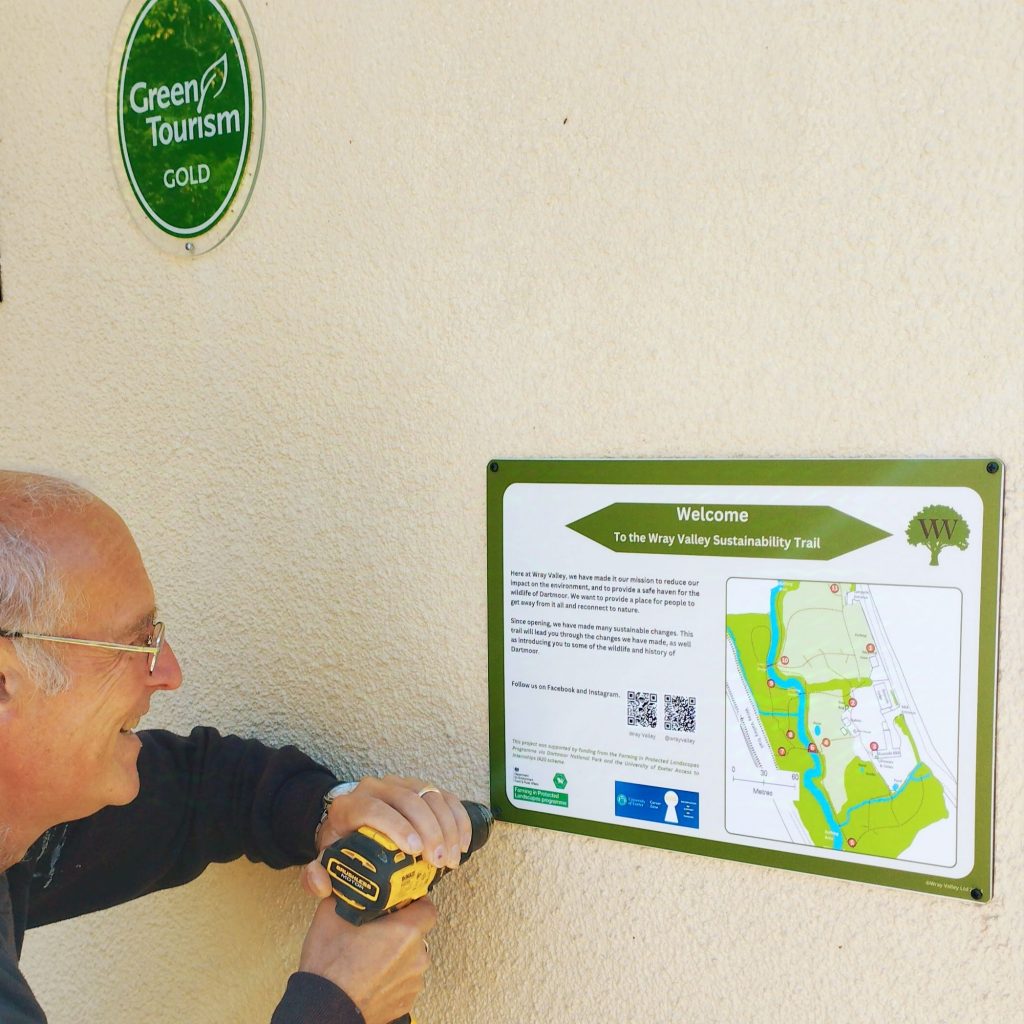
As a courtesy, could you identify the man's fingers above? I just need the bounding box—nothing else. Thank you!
[304,859,333,899]
[341,794,431,858]
[379,776,471,858]
[355,780,450,867]
[419,791,462,867]
[390,895,439,937]
[442,791,473,854]
[321,776,475,870]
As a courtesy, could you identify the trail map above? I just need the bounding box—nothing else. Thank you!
[726,579,958,865]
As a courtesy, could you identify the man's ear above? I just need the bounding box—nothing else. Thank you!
[0,640,29,704]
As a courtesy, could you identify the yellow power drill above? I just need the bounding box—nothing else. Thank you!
[320,801,494,1024]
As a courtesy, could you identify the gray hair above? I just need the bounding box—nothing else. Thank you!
[0,473,95,694]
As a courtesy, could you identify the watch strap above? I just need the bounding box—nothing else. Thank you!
[315,780,359,845]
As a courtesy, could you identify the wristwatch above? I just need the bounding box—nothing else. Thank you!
[316,780,359,845]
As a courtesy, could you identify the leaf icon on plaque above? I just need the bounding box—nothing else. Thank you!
[197,52,228,113]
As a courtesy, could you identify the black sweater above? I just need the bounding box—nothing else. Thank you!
[0,727,365,1023]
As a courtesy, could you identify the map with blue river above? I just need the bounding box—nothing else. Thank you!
[725,578,958,864]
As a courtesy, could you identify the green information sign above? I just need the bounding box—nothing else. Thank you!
[109,0,264,253]
[488,459,1004,901]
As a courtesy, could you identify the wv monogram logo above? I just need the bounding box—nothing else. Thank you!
[906,505,970,566]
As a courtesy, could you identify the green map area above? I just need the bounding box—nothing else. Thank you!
[727,580,948,859]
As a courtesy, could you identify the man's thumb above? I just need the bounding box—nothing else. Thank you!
[303,859,333,899]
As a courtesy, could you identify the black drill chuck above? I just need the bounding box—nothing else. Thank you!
[461,800,494,862]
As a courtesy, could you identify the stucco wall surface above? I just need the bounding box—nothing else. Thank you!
[1,2,1022,1022]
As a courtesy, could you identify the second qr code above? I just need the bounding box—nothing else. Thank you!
[665,694,696,732]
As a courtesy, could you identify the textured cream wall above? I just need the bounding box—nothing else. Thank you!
[2,2,1021,1022]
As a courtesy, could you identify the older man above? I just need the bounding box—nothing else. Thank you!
[0,471,473,1024]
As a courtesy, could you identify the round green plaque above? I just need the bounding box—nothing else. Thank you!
[109,0,264,254]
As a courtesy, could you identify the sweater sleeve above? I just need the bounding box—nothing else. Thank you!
[271,973,365,1024]
[25,726,337,927]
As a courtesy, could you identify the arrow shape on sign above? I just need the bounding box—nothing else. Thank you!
[566,504,891,561]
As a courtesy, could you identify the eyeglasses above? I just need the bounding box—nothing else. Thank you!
[0,621,165,674]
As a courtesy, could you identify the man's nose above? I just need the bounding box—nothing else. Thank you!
[149,640,183,692]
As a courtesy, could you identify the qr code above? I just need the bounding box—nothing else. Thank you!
[665,694,696,733]
[627,690,658,728]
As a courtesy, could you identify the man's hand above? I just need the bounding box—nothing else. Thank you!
[298,895,438,1024]
[303,776,473,899]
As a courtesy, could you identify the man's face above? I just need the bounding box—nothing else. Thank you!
[4,501,181,825]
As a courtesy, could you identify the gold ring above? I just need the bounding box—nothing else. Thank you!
[417,786,441,798]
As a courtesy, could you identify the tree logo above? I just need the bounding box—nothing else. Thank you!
[906,506,969,566]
